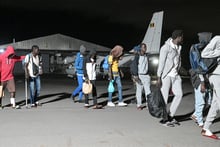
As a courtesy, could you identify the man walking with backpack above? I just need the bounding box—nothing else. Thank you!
[189,32,212,128]
[24,45,43,108]
[70,45,86,102]
[200,36,220,139]
[157,30,184,127]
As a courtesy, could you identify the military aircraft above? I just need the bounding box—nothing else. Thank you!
[64,11,164,79]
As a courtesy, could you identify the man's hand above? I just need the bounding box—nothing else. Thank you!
[84,77,89,83]
[157,77,162,87]
[132,76,142,85]
[200,82,206,93]
[120,70,124,78]
[25,73,29,80]
[108,71,113,81]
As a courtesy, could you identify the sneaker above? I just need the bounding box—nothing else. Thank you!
[118,102,128,107]
[170,118,180,126]
[92,105,103,109]
[31,104,37,108]
[13,105,21,109]
[160,120,175,127]
[35,101,42,106]
[137,106,143,110]
[107,102,115,107]
[78,99,85,103]
[84,103,89,108]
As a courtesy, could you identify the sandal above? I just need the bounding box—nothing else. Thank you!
[190,115,198,123]
[137,106,144,110]
[93,105,103,109]
[201,129,220,140]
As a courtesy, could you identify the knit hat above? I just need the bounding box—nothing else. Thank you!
[110,45,123,58]
[79,45,86,54]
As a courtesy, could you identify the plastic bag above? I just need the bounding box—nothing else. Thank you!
[108,80,114,93]
[147,86,168,119]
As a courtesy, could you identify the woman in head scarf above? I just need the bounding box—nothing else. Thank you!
[107,45,127,107]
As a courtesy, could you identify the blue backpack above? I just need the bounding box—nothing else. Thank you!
[189,43,218,74]
[102,55,109,71]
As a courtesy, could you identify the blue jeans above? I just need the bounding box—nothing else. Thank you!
[72,75,83,100]
[29,76,41,105]
[193,84,205,125]
[108,76,123,102]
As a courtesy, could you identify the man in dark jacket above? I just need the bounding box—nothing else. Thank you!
[189,32,212,128]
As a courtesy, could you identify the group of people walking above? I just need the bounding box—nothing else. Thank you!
[156,30,220,140]
[70,29,220,140]
[0,29,219,140]
[70,44,128,109]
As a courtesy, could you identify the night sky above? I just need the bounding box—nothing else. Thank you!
[0,0,220,68]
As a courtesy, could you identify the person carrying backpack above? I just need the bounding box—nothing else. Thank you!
[200,36,220,140]
[107,45,127,107]
[189,32,212,128]
[70,45,87,102]
[24,45,43,108]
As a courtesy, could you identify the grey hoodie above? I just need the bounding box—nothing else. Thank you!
[157,38,182,79]
[201,35,220,74]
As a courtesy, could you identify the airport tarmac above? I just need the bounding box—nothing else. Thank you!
[0,74,219,147]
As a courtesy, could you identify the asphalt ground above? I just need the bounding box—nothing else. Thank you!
[0,74,219,147]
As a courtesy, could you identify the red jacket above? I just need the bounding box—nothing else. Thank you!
[0,46,25,82]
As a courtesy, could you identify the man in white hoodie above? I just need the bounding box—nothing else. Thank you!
[157,30,184,127]
[201,36,220,139]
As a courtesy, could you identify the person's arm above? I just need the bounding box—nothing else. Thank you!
[157,45,169,78]
[38,55,43,75]
[13,55,26,62]
[157,45,169,86]
[83,56,88,82]
[108,55,113,80]
[74,53,81,70]
[202,36,220,58]
[131,54,139,76]
[198,74,206,93]
[24,55,30,79]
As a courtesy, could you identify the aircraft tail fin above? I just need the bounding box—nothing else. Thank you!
[142,11,163,54]
[130,11,163,54]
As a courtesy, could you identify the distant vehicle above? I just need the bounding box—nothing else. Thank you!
[64,11,164,79]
